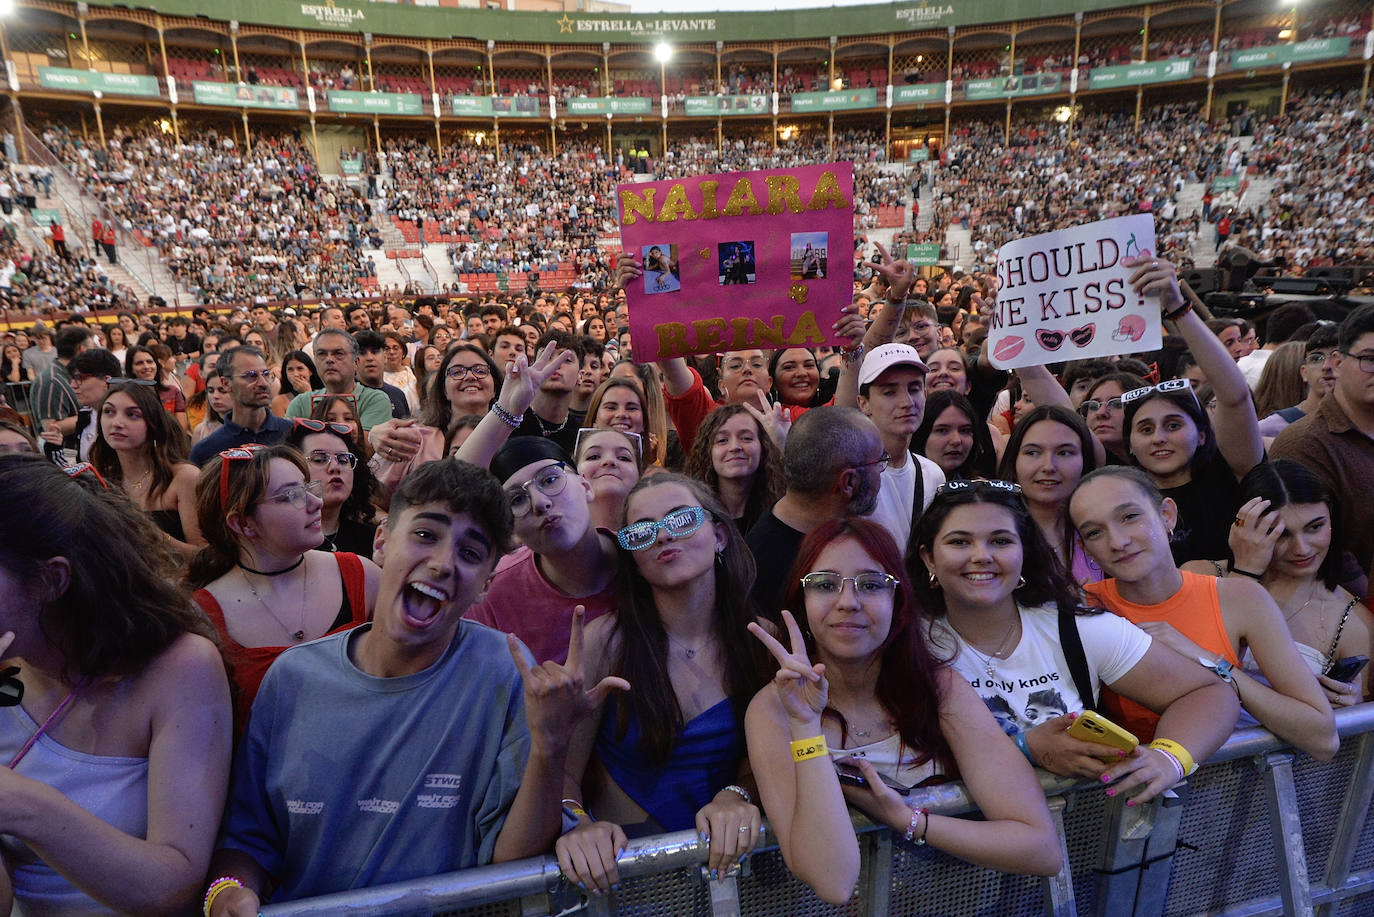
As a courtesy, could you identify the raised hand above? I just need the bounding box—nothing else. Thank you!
[507,607,629,754]
[747,610,827,725]
[497,341,578,417]
[1227,497,1283,576]
[742,390,791,449]
[371,418,423,464]
[1124,255,1185,316]
[868,242,915,302]
[613,252,643,293]
[832,302,866,345]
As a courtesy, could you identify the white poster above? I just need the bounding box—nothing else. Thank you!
[987,214,1162,370]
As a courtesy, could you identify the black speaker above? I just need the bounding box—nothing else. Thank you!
[1181,269,1219,295]
[1269,277,1332,295]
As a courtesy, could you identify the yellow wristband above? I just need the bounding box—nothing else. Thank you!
[1148,738,1197,776]
[790,735,828,762]
[203,878,243,917]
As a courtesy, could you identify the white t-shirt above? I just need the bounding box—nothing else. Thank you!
[927,603,1151,736]
[866,452,945,551]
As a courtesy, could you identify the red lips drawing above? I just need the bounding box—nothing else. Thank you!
[1036,323,1096,351]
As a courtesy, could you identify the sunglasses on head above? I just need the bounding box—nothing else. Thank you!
[292,418,353,436]
[574,427,643,461]
[1120,378,1194,406]
[309,393,358,412]
[218,444,267,506]
[62,462,109,489]
[105,377,157,387]
[935,479,1023,497]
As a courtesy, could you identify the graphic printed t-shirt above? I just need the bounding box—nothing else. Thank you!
[927,603,1151,736]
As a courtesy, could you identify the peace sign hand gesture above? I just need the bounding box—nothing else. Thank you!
[867,242,915,303]
[497,341,578,418]
[747,610,827,726]
[507,606,630,755]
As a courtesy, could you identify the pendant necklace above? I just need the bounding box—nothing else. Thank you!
[240,557,310,642]
[957,614,1020,678]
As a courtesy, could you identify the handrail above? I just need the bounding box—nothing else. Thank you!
[260,703,1374,916]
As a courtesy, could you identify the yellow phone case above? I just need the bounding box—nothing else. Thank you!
[1066,710,1139,753]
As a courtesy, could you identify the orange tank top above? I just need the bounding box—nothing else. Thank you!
[1084,571,1240,741]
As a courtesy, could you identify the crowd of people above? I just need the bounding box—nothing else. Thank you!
[0,205,1369,912]
[42,124,380,304]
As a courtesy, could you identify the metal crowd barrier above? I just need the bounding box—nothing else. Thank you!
[260,704,1374,917]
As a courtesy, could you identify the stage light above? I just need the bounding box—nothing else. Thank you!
[654,43,673,64]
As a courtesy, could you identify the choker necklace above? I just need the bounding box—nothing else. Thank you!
[238,555,306,577]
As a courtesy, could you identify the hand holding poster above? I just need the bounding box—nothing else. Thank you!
[617,163,855,363]
[986,214,1162,370]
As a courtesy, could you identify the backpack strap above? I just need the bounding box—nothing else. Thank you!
[1059,605,1098,712]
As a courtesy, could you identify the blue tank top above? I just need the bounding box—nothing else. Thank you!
[596,696,742,832]
[0,703,149,916]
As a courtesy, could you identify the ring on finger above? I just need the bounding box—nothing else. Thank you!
[738,825,750,834]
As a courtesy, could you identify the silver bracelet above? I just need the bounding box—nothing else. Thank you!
[720,784,752,805]
[490,402,522,428]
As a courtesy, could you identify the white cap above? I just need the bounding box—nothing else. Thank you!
[857,342,927,387]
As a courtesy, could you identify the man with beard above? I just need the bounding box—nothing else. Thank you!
[744,406,886,622]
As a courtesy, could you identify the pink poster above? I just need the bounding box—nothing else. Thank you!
[617,162,855,363]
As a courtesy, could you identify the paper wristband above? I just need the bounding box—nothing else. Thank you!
[1148,738,1197,776]
[790,736,829,762]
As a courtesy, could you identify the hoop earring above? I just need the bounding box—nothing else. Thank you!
[1016,576,1028,589]
[928,571,940,591]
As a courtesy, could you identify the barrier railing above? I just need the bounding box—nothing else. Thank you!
[260,703,1374,917]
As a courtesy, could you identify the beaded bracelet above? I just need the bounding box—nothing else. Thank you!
[490,402,522,428]
[720,784,753,805]
[203,876,243,917]
[905,806,930,844]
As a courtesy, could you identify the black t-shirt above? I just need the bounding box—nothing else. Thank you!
[512,407,580,456]
[1162,452,1244,566]
[323,517,378,559]
[745,509,807,626]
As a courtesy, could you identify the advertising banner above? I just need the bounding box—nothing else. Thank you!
[38,67,160,97]
[683,95,770,116]
[193,81,300,109]
[965,72,1062,100]
[450,95,541,117]
[790,88,880,112]
[327,90,424,115]
[1087,59,1193,89]
[565,96,653,115]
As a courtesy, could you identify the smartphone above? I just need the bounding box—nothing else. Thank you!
[835,762,911,796]
[1327,655,1370,684]
[1066,710,1139,753]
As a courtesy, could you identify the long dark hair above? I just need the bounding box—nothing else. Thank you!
[284,421,377,526]
[608,473,770,764]
[998,405,1099,559]
[1239,460,1343,590]
[90,380,190,502]
[420,343,502,431]
[909,481,1089,618]
[912,389,997,479]
[280,349,323,395]
[684,403,784,533]
[0,454,217,682]
[1121,382,1220,476]
[784,517,954,775]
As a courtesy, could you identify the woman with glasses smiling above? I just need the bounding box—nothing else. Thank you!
[744,517,1060,905]
[284,418,378,558]
[555,474,770,897]
[187,444,380,733]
